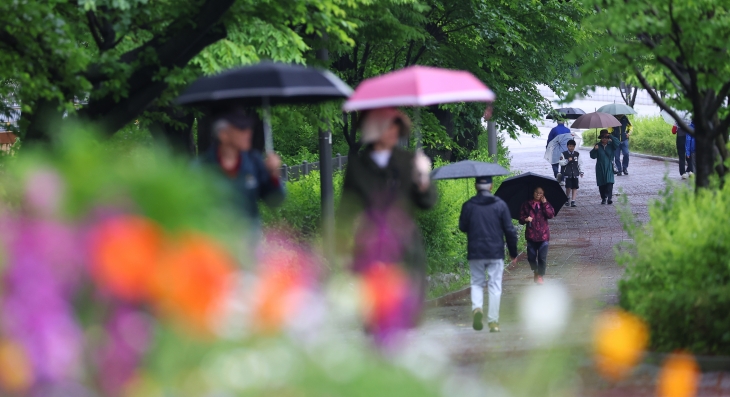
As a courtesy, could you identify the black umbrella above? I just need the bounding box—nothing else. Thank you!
[176,61,353,151]
[546,107,586,120]
[430,160,509,180]
[494,172,568,220]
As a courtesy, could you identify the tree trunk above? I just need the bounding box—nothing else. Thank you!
[22,98,64,143]
[694,128,716,189]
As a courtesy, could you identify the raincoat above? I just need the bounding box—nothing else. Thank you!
[589,135,620,186]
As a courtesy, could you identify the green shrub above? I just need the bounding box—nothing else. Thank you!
[581,115,676,158]
[617,180,730,354]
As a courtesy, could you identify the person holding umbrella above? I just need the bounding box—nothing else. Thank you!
[610,114,632,176]
[197,109,285,230]
[546,117,573,179]
[590,130,621,205]
[336,107,436,328]
[459,176,518,332]
[518,187,555,285]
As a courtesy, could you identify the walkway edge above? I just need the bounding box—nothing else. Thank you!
[631,152,679,163]
[426,286,470,308]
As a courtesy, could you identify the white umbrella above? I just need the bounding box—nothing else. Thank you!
[660,109,689,125]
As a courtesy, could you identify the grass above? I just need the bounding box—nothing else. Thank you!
[581,115,676,158]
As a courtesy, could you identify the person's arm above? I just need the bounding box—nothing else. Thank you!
[610,135,620,149]
[501,203,519,259]
[518,202,531,225]
[590,146,599,159]
[542,200,556,219]
[577,155,584,176]
[686,135,692,158]
[258,153,286,208]
[558,153,568,167]
[458,202,470,233]
[546,130,556,147]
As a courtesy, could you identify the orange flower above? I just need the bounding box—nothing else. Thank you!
[252,251,310,334]
[90,216,164,302]
[657,352,699,397]
[150,233,235,332]
[360,263,411,330]
[593,309,649,381]
[0,338,34,393]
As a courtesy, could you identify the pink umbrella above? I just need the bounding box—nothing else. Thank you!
[342,66,495,112]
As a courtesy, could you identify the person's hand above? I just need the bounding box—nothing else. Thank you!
[594,144,599,149]
[510,257,518,266]
[568,157,573,161]
[525,216,533,223]
[264,152,282,178]
[413,149,432,191]
[580,173,584,178]
[541,196,547,204]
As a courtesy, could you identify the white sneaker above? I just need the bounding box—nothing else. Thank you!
[681,173,688,179]
[689,172,694,177]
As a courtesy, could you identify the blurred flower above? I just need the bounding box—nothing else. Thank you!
[151,233,235,333]
[97,306,153,396]
[24,168,65,216]
[89,216,164,302]
[0,217,84,384]
[252,233,318,334]
[657,352,699,397]
[519,282,571,343]
[593,309,649,381]
[360,262,418,346]
[0,338,34,393]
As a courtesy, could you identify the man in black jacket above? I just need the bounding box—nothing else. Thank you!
[459,176,518,332]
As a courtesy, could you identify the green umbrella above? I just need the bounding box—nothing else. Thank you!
[596,103,637,115]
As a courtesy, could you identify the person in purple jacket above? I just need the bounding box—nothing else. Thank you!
[518,187,555,285]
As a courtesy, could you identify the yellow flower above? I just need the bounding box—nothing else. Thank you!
[593,309,649,381]
[657,352,699,397]
[608,127,614,133]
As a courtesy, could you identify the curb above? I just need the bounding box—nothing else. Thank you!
[426,286,470,308]
[631,152,679,164]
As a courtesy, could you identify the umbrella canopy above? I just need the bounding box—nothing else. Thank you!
[546,107,585,120]
[660,109,690,125]
[570,112,622,129]
[342,66,495,112]
[596,103,637,115]
[176,61,352,152]
[430,160,509,180]
[176,61,352,106]
[494,172,568,220]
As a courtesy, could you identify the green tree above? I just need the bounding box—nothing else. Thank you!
[0,0,363,143]
[323,0,588,158]
[569,0,730,189]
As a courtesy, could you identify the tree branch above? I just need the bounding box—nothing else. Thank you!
[86,11,104,50]
[632,64,693,133]
[709,81,730,116]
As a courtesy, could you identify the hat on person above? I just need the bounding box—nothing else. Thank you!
[214,108,256,130]
[475,176,493,184]
[360,107,412,144]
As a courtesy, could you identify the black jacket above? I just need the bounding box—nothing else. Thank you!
[459,192,518,260]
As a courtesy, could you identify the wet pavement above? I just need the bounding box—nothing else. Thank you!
[416,131,730,396]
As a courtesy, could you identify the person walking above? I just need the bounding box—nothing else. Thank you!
[198,109,285,236]
[672,122,690,179]
[546,119,572,179]
[558,139,584,207]
[459,176,518,333]
[518,187,555,285]
[685,121,696,178]
[336,107,437,330]
[590,130,620,205]
[610,114,632,176]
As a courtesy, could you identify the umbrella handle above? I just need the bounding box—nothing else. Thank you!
[263,97,273,153]
[415,107,422,150]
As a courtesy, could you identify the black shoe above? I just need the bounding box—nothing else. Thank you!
[566,200,570,207]
[601,199,606,205]
[607,199,613,205]
[571,201,577,207]
[623,170,629,175]
[556,173,563,183]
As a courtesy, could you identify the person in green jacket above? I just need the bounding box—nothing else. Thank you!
[336,107,437,333]
[590,130,620,205]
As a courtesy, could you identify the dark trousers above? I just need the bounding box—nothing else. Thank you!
[551,163,560,178]
[614,140,630,172]
[527,240,549,276]
[676,135,687,175]
[598,183,614,200]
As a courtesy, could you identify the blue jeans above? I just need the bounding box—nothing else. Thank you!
[526,240,549,276]
[552,163,560,178]
[614,139,630,172]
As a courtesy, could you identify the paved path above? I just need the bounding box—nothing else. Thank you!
[416,130,730,396]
